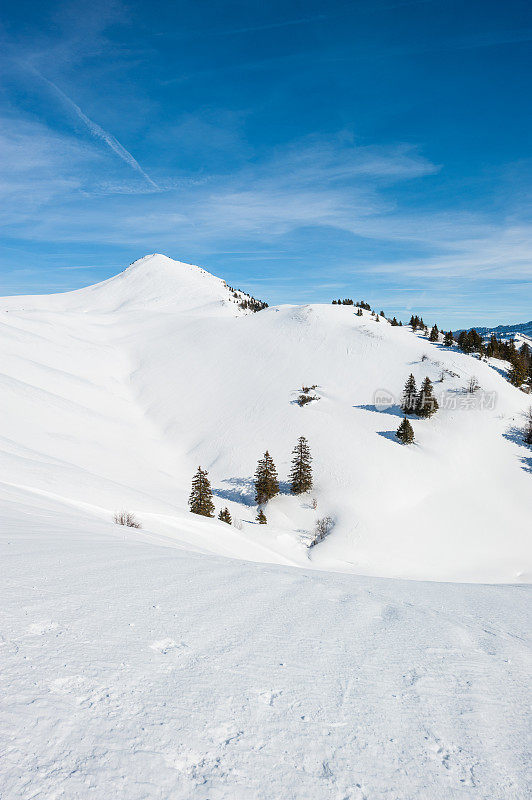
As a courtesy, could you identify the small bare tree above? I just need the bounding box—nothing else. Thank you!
[310,497,318,510]
[114,511,142,529]
[524,407,532,445]
[309,516,334,547]
[466,376,480,393]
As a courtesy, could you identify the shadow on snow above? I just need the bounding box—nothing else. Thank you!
[503,426,532,473]
[354,403,404,418]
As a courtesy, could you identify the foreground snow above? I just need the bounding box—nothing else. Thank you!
[1,495,529,800]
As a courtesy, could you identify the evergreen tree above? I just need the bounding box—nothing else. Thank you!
[289,436,313,494]
[189,467,215,517]
[390,317,399,326]
[218,507,232,524]
[444,330,454,347]
[457,329,483,354]
[396,416,415,444]
[416,377,439,418]
[401,374,418,414]
[429,324,439,342]
[256,509,267,524]
[486,334,498,358]
[254,451,279,505]
[508,356,528,387]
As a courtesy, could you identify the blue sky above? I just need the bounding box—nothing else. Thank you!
[0,0,531,327]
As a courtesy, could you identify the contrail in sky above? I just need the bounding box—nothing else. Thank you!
[33,68,159,190]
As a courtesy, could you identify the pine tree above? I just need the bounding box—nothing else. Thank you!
[254,451,279,505]
[218,507,232,524]
[508,356,528,388]
[396,416,415,444]
[523,420,532,446]
[429,324,439,342]
[256,509,267,524]
[289,436,313,495]
[189,467,215,517]
[444,330,454,347]
[401,374,418,414]
[416,377,439,418]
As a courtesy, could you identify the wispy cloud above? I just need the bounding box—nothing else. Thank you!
[30,68,160,190]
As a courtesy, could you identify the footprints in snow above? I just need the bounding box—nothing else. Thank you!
[424,728,477,787]
[25,620,59,636]
[258,689,283,707]
[49,675,111,708]
[149,638,188,655]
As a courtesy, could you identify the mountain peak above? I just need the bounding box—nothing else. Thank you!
[0,254,258,316]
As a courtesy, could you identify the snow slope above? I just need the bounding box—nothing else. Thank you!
[1,255,531,799]
[1,253,531,582]
[1,491,530,800]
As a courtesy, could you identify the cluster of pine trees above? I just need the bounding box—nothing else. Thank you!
[401,374,439,418]
[238,296,269,312]
[456,328,483,354]
[407,314,531,391]
[409,315,427,332]
[187,469,234,525]
[253,437,313,523]
[486,337,531,388]
[455,331,532,389]
[188,436,313,527]
[332,298,372,310]
[396,374,439,444]
[187,467,236,525]
[226,285,269,313]
[409,316,456,345]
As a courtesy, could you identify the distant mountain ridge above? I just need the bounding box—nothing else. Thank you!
[454,320,532,342]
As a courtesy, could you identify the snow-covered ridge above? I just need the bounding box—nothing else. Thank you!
[0,253,263,315]
[0,254,530,583]
[455,319,532,346]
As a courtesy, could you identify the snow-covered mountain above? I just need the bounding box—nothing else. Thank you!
[2,253,530,800]
[455,320,532,345]
[1,254,530,582]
